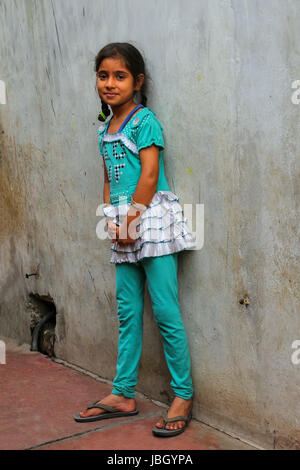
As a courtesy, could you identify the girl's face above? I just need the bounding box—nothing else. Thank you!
[96,56,144,109]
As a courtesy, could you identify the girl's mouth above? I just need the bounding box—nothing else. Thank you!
[105,93,117,98]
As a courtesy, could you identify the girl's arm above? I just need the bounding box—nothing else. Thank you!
[102,157,118,241]
[103,157,110,204]
[131,144,160,206]
[115,144,159,242]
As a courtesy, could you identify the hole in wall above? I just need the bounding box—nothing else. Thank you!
[26,293,57,357]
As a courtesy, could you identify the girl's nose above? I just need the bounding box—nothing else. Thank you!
[106,76,116,88]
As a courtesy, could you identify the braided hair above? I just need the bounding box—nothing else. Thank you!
[95,43,148,121]
[140,89,147,107]
[98,99,110,122]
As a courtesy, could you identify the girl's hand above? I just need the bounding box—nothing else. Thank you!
[112,222,137,244]
[106,220,118,240]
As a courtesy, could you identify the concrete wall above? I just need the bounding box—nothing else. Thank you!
[1,0,300,449]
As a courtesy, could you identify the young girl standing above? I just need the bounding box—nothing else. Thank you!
[74,43,196,437]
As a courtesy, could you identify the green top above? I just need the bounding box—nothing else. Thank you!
[97,106,171,206]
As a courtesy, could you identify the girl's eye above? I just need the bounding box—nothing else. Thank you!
[97,74,125,80]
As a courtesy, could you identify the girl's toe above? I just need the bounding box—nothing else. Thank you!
[155,418,163,428]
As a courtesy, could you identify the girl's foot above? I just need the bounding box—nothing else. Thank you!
[79,393,136,418]
[154,396,193,430]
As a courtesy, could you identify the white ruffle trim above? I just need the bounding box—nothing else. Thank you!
[103,190,197,264]
[101,133,139,155]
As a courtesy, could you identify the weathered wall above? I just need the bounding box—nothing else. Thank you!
[1,0,300,449]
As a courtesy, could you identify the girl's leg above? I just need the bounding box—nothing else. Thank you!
[112,261,146,399]
[141,252,194,399]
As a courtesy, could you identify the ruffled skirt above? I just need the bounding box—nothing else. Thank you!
[103,190,196,264]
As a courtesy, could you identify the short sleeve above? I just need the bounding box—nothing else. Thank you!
[136,112,164,152]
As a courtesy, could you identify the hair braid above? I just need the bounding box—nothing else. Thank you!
[98,99,110,122]
[140,82,147,107]
[141,92,147,107]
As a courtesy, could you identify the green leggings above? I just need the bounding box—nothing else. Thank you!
[112,252,194,400]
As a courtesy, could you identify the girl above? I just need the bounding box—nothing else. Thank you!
[74,42,196,437]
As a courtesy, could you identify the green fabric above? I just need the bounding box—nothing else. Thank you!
[111,253,194,399]
[98,107,171,206]
[135,110,165,151]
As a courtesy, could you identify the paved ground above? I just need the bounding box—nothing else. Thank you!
[0,337,258,450]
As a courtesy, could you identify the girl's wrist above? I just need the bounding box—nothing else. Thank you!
[103,202,113,209]
[102,202,114,218]
[129,196,147,215]
[123,198,147,232]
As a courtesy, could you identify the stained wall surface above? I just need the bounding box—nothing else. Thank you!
[1,0,300,449]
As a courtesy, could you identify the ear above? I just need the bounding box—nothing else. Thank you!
[134,73,145,91]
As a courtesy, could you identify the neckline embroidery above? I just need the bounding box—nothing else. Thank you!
[105,106,146,136]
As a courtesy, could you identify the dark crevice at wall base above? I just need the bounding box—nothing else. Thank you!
[27,293,57,357]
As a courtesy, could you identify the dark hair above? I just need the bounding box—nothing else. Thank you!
[94,42,148,121]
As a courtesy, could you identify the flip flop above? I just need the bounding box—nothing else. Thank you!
[152,409,193,437]
[74,400,139,423]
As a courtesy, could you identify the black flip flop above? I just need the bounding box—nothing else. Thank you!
[152,410,192,437]
[74,401,139,423]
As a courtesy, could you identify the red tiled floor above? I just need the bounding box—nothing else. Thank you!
[39,417,221,450]
[0,351,160,450]
[0,343,256,451]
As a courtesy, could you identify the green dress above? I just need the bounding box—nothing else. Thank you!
[97,106,196,263]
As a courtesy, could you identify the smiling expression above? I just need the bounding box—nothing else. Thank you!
[96,56,144,108]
